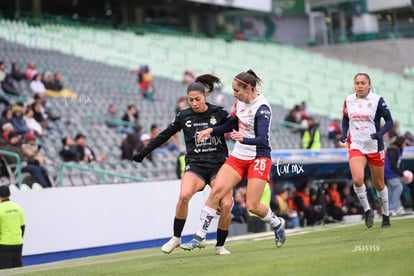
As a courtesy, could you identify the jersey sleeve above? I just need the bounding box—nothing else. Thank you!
[243,105,271,145]
[375,97,394,138]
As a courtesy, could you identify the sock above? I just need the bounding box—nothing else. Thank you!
[260,208,281,229]
[377,186,389,216]
[216,228,228,247]
[173,218,186,238]
[196,205,217,239]
[353,184,371,212]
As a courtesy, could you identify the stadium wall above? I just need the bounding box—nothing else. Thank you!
[12,181,218,265]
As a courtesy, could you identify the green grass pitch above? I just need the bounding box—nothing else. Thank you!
[5,216,414,276]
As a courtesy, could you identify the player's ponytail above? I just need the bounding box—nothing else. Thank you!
[187,74,221,96]
[234,69,262,90]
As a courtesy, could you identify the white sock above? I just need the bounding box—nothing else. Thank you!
[260,208,281,228]
[196,205,217,239]
[377,186,390,216]
[353,184,371,212]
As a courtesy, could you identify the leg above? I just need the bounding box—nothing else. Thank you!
[369,163,391,227]
[162,172,204,254]
[181,165,240,251]
[386,178,403,212]
[215,187,233,255]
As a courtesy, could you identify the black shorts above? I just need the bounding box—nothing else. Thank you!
[0,244,23,269]
[185,164,221,186]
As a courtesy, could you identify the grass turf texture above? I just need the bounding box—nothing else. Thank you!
[5,216,413,276]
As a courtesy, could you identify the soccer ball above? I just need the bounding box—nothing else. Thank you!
[402,170,413,184]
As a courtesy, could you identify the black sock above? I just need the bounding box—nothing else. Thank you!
[173,218,186,238]
[216,228,228,247]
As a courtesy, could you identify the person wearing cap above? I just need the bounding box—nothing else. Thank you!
[21,132,50,165]
[2,132,52,188]
[11,104,31,136]
[0,185,25,269]
[59,136,81,162]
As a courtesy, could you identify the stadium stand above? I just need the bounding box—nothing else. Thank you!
[0,19,413,187]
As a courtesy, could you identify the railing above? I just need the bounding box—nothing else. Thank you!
[58,162,147,187]
[84,114,136,133]
[96,79,139,96]
[0,150,23,188]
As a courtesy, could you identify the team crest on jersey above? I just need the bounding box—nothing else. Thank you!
[248,109,253,115]
[210,116,217,125]
[367,102,372,108]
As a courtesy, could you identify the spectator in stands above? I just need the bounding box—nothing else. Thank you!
[11,63,27,82]
[21,132,50,166]
[105,104,118,128]
[384,136,407,216]
[29,74,46,95]
[0,61,6,82]
[328,119,344,148]
[301,117,320,150]
[273,186,300,229]
[404,131,414,146]
[121,104,140,134]
[11,105,30,136]
[133,65,154,102]
[42,71,54,90]
[300,101,309,121]
[340,184,362,215]
[284,105,300,128]
[325,182,346,221]
[231,186,248,223]
[75,133,106,163]
[25,61,37,80]
[150,123,183,154]
[137,133,152,162]
[2,131,52,188]
[2,122,14,141]
[50,72,64,91]
[1,74,21,96]
[0,108,13,130]
[23,108,44,136]
[175,96,189,113]
[120,133,140,160]
[388,120,400,140]
[182,69,195,85]
[30,95,48,128]
[59,136,81,162]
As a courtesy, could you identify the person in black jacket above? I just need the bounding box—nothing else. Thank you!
[132,74,233,255]
[59,136,81,162]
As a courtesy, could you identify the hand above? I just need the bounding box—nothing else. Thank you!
[230,129,243,142]
[132,153,145,162]
[370,133,380,140]
[340,135,347,143]
[197,128,212,143]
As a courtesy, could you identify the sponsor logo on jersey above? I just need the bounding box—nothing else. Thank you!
[185,120,192,127]
[210,116,217,125]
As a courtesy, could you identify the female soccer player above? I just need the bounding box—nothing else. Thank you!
[132,74,233,255]
[341,73,394,228]
[181,69,286,251]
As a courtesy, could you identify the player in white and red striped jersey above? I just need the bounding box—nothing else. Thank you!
[341,72,394,228]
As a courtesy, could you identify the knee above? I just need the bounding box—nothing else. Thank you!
[178,193,192,205]
[245,201,260,214]
[219,198,233,214]
[352,176,364,186]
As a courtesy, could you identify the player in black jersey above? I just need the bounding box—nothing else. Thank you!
[132,74,234,255]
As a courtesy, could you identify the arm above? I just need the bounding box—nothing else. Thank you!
[21,225,25,237]
[132,122,180,162]
[211,116,237,134]
[341,116,349,142]
[388,149,404,177]
[242,105,271,145]
[371,97,394,139]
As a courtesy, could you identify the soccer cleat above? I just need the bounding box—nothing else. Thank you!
[381,215,391,228]
[161,236,181,254]
[215,246,231,255]
[273,217,286,248]
[365,209,374,228]
[180,235,206,251]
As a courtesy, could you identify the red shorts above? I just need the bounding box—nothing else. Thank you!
[349,149,385,166]
[225,155,271,181]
